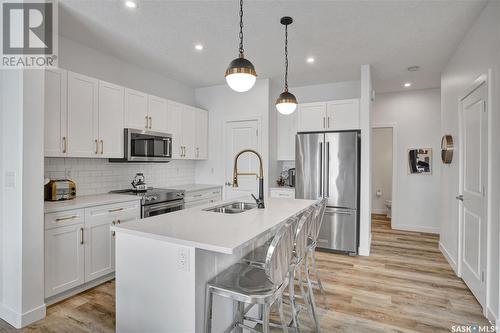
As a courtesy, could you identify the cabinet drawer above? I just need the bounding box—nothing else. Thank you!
[184,188,222,203]
[270,189,295,199]
[45,209,85,230]
[185,194,222,209]
[85,200,140,224]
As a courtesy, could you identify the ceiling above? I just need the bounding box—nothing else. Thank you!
[59,0,486,93]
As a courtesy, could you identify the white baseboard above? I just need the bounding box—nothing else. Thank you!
[371,208,387,215]
[0,302,46,329]
[392,223,440,234]
[358,232,372,256]
[439,241,458,275]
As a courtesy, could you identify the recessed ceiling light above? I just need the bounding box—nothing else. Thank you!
[306,57,315,64]
[404,82,412,88]
[407,66,420,72]
[194,44,204,51]
[124,1,137,9]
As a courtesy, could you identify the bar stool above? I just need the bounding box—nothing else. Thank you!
[204,218,295,333]
[242,207,321,333]
[306,199,327,296]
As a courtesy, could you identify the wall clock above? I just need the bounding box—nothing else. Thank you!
[441,135,454,164]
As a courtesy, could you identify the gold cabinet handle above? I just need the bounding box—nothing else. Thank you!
[112,231,116,237]
[327,117,330,128]
[100,140,104,154]
[149,116,152,129]
[108,207,124,213]
[145,115,148,128]
[95,139,99,154]
[80,227,84,245]
[62,137,67,153]
[117,219,121,224]
[55,215,78,222]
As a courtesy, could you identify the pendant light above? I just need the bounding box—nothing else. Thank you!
[276,16,298,115]
[225,0,257,92]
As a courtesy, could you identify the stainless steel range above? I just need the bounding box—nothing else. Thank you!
[111,188,185,218]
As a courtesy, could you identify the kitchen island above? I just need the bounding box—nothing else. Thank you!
[112,196,317,333]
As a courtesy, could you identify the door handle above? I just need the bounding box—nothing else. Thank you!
[145,115,148,128]
[319,142,323,197]
[456,195,464,201]
[327,117,330,128]
[62,136,67,153]
[149,116,152,129]
[95,139,99,154]
[100,140,104,154]
[80,227,84,245]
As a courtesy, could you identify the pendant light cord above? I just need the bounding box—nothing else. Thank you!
[239,0,244,57]
[284,24,289,92]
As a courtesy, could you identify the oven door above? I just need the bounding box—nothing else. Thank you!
[128,129,172,162]
[142,200,184,218]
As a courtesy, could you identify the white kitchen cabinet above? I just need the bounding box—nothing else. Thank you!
[98,80,124,158]
[326,99,360,130]
[45,223,85,298]
[297,102,327,132]
[44,68,67,157]
[167,101,183,159]
[182,106,196,159]
[84,201,140,281]
[194,108,208,159]
[183,187,222,208]
[67,71,99,157]
[125,88,149,130]
[277,111,298,160]
[148,95,168,132]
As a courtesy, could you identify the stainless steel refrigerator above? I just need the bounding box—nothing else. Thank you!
[295,131,360,255]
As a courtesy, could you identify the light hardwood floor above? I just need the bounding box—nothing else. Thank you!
[0,214,490,332]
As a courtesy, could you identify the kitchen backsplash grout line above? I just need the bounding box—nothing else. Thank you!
[44,158,196,196]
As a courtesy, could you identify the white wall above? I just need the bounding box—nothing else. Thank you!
[440,0,500,322]
[289,80,361,102]
[0,70,46,328]
[45,158,196,195]
[372,128,393,214]
[194,79,270,196]
[372,88,441,233]
[59,36,196,105]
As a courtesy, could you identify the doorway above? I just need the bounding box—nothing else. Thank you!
[224,119,260,200]
[371,125,397,228]
[458,78,488,309]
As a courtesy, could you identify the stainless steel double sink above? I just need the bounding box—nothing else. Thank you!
[203,201,257,214]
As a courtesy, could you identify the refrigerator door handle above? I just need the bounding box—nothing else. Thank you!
[319,142,323,197]
[326,141,330,198]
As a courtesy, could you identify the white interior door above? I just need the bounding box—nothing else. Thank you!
[224,119,259,200]
[459,82,488,308]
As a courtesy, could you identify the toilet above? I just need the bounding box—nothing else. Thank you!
[385,200,392,218]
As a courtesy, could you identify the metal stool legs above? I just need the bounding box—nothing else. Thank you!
[305,253,321,333]
[309,249,325,296]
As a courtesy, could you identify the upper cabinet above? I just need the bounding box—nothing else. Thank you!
[98,81,124,158]
[44,69,209,161]
[124,89,168,132]
[194,108,208,160]
[147,95,168,133]
[297,99,359,132]
[67,71,99,158]
[326,99,360,131]
[124,89,149,130]
[44,68,68,157]
[297,102,327,132]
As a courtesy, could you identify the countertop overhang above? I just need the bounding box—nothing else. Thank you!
[112,196,317,254]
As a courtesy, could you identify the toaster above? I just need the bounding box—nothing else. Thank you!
[44,179,77,201]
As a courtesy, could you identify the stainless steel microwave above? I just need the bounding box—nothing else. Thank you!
[110,128,172,163]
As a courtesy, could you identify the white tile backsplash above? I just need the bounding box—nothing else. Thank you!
[45,158,196,195]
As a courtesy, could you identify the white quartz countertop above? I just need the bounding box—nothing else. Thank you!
[112,196,317,254]
[44,193,140,213]
[169,184,222,192]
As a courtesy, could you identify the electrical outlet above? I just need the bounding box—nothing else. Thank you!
[177,247,190,272]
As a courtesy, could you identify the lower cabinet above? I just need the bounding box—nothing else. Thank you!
[183,187,222,209]
[44,201,140,299]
